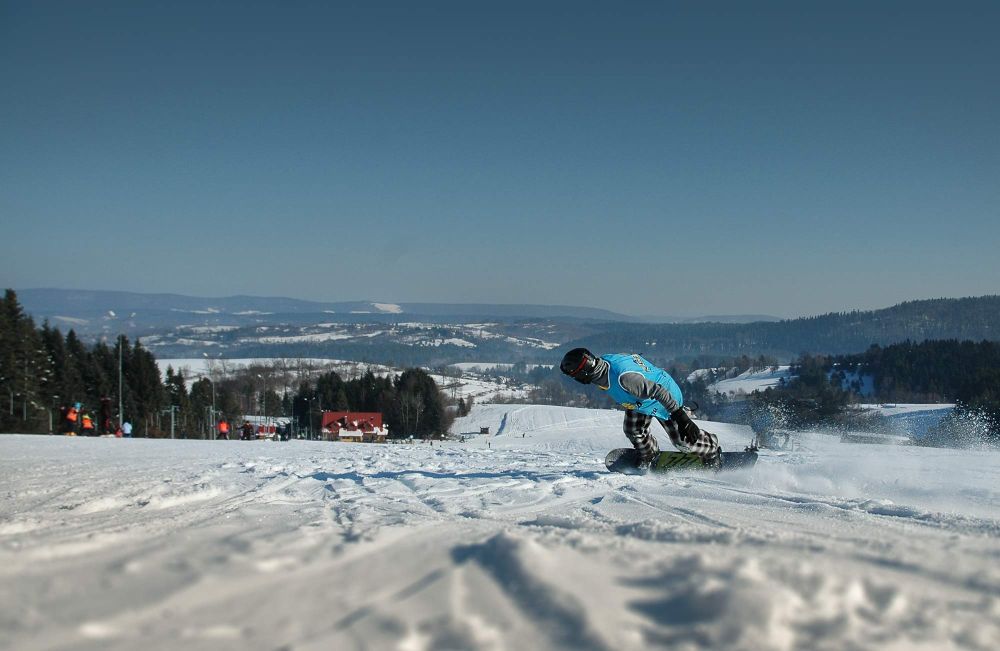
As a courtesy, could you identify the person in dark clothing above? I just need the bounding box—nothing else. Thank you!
[99,397,113,435]
[59,405,71,435]
[560,348,721,469]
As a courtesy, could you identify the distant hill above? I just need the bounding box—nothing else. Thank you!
[16,289,785,332]
[15,289,1000,367]
[638,314,783,324]
[15,288,637,335]
[567,296,1000,363]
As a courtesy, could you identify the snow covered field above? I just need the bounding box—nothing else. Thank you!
[156,357,534,403]
[705,366,794,396]
[2,405,998,651]
[155,357,397,382]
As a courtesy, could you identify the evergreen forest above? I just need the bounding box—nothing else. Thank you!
[0,290,451,438]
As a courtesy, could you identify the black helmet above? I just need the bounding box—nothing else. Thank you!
[560,347,598,383]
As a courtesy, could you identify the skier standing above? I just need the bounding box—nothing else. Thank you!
[560,348,721,468]
[63,403,80,435]
[80,412,96,436]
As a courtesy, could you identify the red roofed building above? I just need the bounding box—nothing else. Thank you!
[321,411,387,443]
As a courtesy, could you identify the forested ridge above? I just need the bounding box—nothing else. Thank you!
[833,340,1000,409]
[571,296,1000,363]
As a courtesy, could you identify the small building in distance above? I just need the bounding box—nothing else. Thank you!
[241,415,292,440]
[321,411,388,443]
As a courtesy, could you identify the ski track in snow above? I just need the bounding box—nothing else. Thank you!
[2,405,999,651]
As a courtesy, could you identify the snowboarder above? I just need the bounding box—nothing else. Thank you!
[559,348,721,469]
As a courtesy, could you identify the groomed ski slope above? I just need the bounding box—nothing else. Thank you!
[1,404,998,651]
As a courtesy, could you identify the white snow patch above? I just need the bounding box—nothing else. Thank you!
[709,366,794,395]
[860,403,955,417]
[173,338,220,347]
[53,315,90,326]
[451,363,554,372]
[171,308,222,315]
[251,332,359,344]
[4,406,996,650]
[179,325,240,334]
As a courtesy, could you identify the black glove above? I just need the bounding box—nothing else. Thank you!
[670,408,701,446]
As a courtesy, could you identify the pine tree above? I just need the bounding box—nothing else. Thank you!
[0,290,50,431]
[0,290,172,436]
[393,369,448,438]
[126,339,165,436]
[189,377,216,439]
[64,330,89,405]
[334,386,349,411]
[316,371,345,412]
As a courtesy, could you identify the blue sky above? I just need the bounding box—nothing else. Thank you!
[2,1,997,318]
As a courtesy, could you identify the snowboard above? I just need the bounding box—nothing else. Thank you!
[605,448,758,475]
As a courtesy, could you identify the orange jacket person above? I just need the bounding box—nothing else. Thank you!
[81,413,95,436]
[64,404,80,435]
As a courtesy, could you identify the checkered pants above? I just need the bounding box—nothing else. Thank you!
[623,410,720,459]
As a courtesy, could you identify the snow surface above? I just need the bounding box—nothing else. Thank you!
[450,362,554,372]
[155,357,396,380]
[155,357,531,403]
[429,374,533,402]
[860,403,955,417]
[252,331,378,344]
[156,357,535,404]
[708,366,794,395]
[52,315,90,326]
[2,405,999,651]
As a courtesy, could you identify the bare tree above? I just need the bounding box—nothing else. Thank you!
[399,390,424,436]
